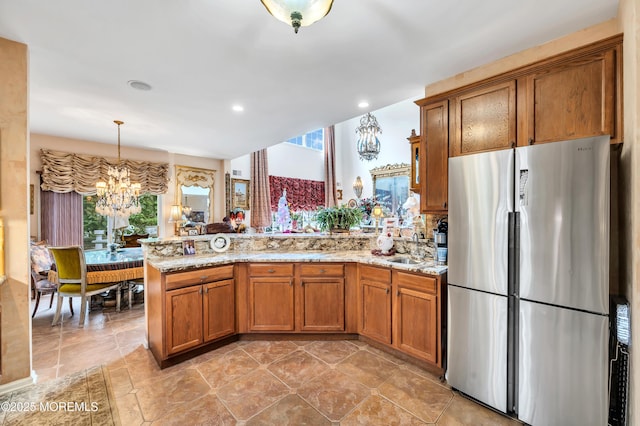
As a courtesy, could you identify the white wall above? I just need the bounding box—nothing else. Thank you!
[230,96,421,225]
[337,97,420,203]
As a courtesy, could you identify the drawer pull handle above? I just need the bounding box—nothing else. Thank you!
[200,275,208,281]
[199,287,203,295]
[204,287,208,294]
[267,269,275,273]
[319,269,326,273]
[385,288,389,295]
[289,279,293,287]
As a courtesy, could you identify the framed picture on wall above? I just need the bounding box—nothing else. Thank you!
[231,178,250,210]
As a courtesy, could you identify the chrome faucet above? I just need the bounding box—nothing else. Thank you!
[411,233,422,260]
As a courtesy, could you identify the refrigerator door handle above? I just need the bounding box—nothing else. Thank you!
[507,212,520,296]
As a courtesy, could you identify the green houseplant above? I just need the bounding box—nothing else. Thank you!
[315,205,363,233]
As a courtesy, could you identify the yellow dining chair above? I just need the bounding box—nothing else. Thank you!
[49,246,121,327]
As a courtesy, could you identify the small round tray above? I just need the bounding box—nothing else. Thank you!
[210,233,231,253]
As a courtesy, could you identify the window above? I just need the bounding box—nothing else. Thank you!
[82,194,158,249]
[286,128,324,151]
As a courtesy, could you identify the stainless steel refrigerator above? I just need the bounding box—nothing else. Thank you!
[446,136,610,425]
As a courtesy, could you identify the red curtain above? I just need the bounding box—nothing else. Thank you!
[269,176,325,211]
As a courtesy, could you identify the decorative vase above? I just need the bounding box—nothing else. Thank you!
[376,232,394,254]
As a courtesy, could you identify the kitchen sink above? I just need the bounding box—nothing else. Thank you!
[388,257,422,265]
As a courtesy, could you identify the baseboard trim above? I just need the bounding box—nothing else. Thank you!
[0,371,37,395]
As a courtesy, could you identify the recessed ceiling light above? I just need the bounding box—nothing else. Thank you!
[358,101,369,108]
[232,105,244,112]
[127,80,152,91]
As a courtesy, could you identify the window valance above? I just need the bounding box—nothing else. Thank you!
[269,175,325,211]
[40,149,169,195]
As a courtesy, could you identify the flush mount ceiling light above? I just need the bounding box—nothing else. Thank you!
[358,101,369,108]
[127,80,152,91]
[356,112,382,162]
[261,0,334,33]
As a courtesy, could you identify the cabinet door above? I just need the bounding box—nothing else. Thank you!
[421,100,449,213]
[249,277,295,331]
[203,278,235,342]
[521,49,618,145]
[394,285,438,364]
[451,80,516,156]
[360,279,392,345]
[165,286,203,355]
[298,277,345,331]
[407,130,421,193]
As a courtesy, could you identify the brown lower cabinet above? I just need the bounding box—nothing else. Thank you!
[358,264,446,368]
[147,260,444,369]
[147,264,236,365]
[247,262,349,332]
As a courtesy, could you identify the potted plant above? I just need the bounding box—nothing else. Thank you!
[315,205,363,233]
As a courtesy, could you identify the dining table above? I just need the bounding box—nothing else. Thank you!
[48,247,144,310]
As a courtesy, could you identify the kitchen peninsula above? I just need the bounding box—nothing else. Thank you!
[141,233,447,374]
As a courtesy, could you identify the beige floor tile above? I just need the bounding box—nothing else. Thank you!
[196,348,260,389]
[297,369,370,421]
[379,369,454,423]
[32,347,59,371]
[268,350,330,388]
[341,395,427,425]
[152,393,236,426]
[239,340,299,364]
[115,392,145,425]
[337,350,400,388]
[436,395,521,425]
[29,298,517,426]
[304,340,360,364]
[135,368,211,421]
[246,394,330,425]
[217,369,289,420]
[108,366,135,397]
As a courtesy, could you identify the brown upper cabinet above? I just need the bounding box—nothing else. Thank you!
[450,80,517,156]
[418,99,449,213]
[415,35,622,213]
[518,45,622,145]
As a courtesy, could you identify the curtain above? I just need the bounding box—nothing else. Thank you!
[269,176,325,211]
[40,149,169,194]
[250,149,272,231]
[41,191,83,246]
[323,125,337,207]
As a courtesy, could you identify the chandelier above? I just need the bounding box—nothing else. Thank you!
[356,112,382,161]
[95,120,141,218]
[261,0,334,33]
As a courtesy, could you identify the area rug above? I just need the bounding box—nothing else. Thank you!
[0,365,120,425]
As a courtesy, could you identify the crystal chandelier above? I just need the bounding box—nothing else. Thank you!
[261,0,334,33]
[95,120,141,218]
[356,112,382,161]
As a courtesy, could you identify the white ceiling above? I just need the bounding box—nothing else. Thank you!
[0,0,619,159]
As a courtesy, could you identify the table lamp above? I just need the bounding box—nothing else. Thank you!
[168,204,182,236]
[371,204,384,235]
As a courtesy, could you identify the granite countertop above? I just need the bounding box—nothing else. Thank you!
[146,250,448,276]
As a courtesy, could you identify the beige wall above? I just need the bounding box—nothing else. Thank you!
[425,18,619,96]
[617,0,639,423]
[30,134,226,239]
[0,37,31,385]
[425,11,639,424]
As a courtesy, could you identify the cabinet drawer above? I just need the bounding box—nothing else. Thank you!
[298,263,344,277]
[395,271,437,294]
[165,265,234,291]
[360,265,391,283]
[249,263,294,277]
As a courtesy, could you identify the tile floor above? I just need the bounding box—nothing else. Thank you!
[31,297,521,425]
